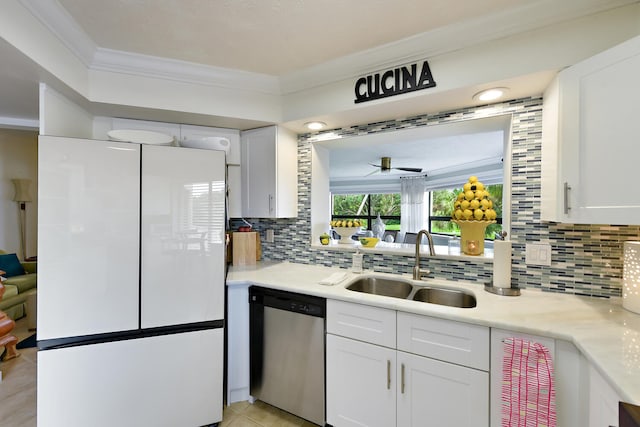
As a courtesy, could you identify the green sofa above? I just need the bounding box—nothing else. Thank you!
[0,250,37,320]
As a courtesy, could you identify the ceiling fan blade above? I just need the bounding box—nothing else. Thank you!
[395,167,423,173]
[364,169,380,177]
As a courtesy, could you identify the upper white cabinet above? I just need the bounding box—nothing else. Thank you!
[542,35,640,224]
[227,165,243,218]
[241,126,298,218]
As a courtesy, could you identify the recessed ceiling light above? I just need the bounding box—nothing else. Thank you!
[305,121,326,130]
[473,88,509,102]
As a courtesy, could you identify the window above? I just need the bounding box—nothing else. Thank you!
[332,193,401,231]
[430,184,503,238]
[333,185,503,239]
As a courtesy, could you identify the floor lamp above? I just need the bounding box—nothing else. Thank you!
[12,179,32,261]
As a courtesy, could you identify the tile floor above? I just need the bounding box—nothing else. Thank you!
[0,318,320,427]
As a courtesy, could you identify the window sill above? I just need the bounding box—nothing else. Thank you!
[310,240,494,262]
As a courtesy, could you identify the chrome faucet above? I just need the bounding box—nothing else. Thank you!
[413,229,435,280]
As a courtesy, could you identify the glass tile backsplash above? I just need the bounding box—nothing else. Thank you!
[233,97,640,298]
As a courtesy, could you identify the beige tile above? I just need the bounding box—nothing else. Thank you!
[227,415,263,427]
[228,399,252,415]
[244,400,284,425]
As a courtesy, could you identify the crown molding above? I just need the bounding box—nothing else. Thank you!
[91,48,281,94]
[19,0,637,100]
[19,0,280,94]
[279,0,638,94]
[18,0,96,66]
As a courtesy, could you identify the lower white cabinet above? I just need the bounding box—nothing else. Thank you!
[397,351,488,427]
[490,329,592,427]
[326,300,489,427]
[589,364,620,427]
[326,334,396,427]
[226,282,251,404]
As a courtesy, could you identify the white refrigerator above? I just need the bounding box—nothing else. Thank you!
[37,136,226,427]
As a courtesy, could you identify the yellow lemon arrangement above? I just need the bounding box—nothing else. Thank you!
[451,176,496,255]
[330,219,363,228]
[330,219,363,244]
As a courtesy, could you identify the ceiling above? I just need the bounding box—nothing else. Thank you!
[0,0,637,135]
[56,0,539,76]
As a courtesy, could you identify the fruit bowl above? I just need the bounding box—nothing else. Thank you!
[359,237,380,248]
[332,227,361,244]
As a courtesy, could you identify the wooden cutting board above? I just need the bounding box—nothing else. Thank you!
[232,231,258,265]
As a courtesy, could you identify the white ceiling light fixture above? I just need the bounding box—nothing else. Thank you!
[473,87,509,102]
[305,121,327,131]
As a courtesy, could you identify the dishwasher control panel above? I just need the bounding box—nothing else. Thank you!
[249,286,326,318]
[290,301,323,316]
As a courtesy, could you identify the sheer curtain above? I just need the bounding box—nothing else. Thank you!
[400,176,427,235]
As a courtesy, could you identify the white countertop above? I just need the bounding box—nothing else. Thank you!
[227,261,640,404]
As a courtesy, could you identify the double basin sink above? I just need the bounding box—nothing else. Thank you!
[346,275,477,308]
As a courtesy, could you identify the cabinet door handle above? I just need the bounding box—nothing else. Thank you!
[401,363,405,394]
[387,360,391,390]
[268,194,273,214]
[563,182,572,214]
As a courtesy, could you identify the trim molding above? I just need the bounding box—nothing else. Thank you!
[91,48,281,94]
[18,0,96,66]
[19,0,638,97]
[0,116,39,130]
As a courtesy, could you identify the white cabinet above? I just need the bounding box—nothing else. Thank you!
[226,282,251,404]
[490,329,590,427]
[241,126,298,218]
[397,312,489,427]
[397,312,489,371]
[326,300,489,427]
[326,334,397,427]
[541,35,640,224]
[589,364,620,427]
[397,351,488,427]
[227,165,243,218]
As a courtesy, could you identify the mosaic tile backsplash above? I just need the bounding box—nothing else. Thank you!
[234,97,640,298]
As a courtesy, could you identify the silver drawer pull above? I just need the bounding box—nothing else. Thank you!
[563,182,572,214]
[387,360,391,390]
[401,363,405,394]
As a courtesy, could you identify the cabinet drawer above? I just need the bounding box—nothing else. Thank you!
[397,312,489,371]
[327,300,396,348]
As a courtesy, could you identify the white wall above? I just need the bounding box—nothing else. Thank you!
[0,128,38,258]
[39,83,94,138]
[282,3,640,123]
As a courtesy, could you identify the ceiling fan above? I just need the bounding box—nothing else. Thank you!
[367,157,423,175]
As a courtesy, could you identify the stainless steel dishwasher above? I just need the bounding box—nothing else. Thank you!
[249,286,325,426]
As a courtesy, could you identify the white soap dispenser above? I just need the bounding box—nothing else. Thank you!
[352,249,364,273]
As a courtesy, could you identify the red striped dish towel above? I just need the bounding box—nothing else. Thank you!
[502,337,556,427]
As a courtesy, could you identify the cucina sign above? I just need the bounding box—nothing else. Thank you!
[354,60,436,104]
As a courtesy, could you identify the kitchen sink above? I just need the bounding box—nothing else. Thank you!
[411,287,476,308]
[345,275,476,308]
[346,277,413,299]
